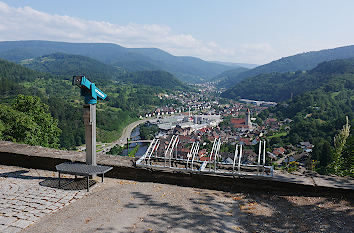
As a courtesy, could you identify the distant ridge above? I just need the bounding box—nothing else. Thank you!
[210,61,258,69]
[18,52,187,90]
[20,52,123,81]
[0,40,232,83]
[219,44,354,87]
[221,57,354,102]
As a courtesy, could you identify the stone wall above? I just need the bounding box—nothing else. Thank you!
[0,141,352,197]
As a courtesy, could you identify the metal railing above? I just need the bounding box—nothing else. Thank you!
[136,135,273,178]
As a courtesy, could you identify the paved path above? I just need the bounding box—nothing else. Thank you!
[0,164,352,233]
[97,118,152,155]
[0,165,93,233]
[23,172,354,233]
[24,175,243,233]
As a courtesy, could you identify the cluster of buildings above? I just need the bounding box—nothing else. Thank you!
[148,114,222,134]
[140,85,315,172]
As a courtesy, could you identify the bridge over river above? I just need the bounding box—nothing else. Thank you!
[127,140,152,144]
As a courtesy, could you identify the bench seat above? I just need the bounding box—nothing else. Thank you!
[56,162,113,191]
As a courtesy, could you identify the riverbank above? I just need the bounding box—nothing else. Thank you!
[97,118,151,155]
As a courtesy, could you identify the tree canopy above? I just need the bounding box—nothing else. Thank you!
[0,95,61,148]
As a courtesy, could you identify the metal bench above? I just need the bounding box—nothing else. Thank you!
[56,162,113,192]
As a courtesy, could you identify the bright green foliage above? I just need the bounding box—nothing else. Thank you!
[0,120,4,139]
[128,145,140,158]
[329,117,351,175]
[340,135,354,177]
[0,95,61,148]
[107,145,124,156]
[0,104,39,145]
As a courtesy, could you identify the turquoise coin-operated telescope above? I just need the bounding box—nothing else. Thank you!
[73,76,107,104]
[72,76,107,165]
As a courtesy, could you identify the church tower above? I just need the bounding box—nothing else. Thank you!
[246,108,252,129]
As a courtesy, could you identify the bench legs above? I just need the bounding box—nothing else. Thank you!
[58,172,61,188]
[87,175,90,192]
[57,173,106,192]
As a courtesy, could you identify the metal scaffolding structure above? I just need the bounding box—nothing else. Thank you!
[136,135,273,177]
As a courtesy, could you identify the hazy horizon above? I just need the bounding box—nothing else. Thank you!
[1,0,354,64]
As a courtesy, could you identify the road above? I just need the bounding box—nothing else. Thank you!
[97,118,152,154]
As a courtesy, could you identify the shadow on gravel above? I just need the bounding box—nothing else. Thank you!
[120,191,240,233]
[0,169,46,179]
[118,190,353,233]
[235,192,354,233]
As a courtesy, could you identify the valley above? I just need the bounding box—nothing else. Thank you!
[0,40,352,179]
[0,3,353,232]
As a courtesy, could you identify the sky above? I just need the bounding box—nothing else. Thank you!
[1,0,354,64]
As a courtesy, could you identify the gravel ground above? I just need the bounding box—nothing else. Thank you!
[236,192,353,233]
[23,177,353,233]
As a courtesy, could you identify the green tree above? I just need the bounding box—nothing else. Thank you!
[0,120,4,140]
[340,135,354,177]
[0,95,61,148]
[329,116,351,175]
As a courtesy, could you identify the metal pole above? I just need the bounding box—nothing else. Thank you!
[175,138,179,159]
[83,104,96,165]
[169,136,178,167]
[127,138,129,156]
[147,139,158,164]
[233,144,238,173]
[214,138,221,172]
[191,142,199,171]
[257,141,262,175]
[209,139,216,171]
[263,140,266,175]
[238,145,242,173]
[164,135,174,167]
[187,142,195,168]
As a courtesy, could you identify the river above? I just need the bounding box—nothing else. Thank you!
[121,126,148,157]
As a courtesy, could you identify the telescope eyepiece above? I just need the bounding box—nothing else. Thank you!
[72,76,83,87]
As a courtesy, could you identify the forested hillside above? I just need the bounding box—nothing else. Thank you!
[219,44,354,87]
[121,70,187,90]
[21,53,124,80]
[18,52,187,90]
[0,58,177,149]
[0,40,232,83]
[249,58,354,176]
[222,58,354,102]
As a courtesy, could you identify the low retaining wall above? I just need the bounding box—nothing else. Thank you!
[0,141,352,197]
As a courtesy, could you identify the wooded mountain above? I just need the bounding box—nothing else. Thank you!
[228,57,354,177]
[0,40,232,83]
[121,70,187,90]
[19,53,187,90]
[20,53,124,81]
[254,58,354,176]
[219,44,354,87]
[222,58,354,102]
[0,57,179,149]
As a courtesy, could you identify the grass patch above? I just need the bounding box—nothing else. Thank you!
[268,132,288,139]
